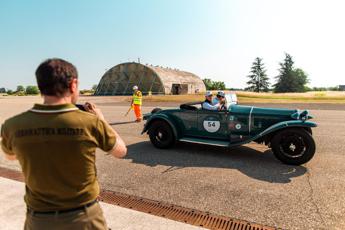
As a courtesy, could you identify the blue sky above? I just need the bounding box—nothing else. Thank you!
[0,0,344,90]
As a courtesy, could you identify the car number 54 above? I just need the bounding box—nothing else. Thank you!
[203,120,220,133]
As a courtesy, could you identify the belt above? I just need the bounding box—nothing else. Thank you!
[27,199,98,215]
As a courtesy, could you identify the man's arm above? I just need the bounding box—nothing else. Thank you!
[84,102,127,158]
[202,102,220,111]
[1,124,17,161]
[1,144,17,160]
[4,153,16,161]
[107,128,127,158]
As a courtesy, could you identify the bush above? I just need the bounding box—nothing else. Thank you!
[6,89,14,95]
[25,86,40,95]
[16,85,25,92]
[202,78,226,90]
[80,89,95,95]
[16,91,26,96]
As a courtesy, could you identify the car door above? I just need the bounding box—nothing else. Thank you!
[171,109,198,137]
[197,110,228,140]
[227,105,252,143]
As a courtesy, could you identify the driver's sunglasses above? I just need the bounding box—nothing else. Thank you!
[217,95,224,98]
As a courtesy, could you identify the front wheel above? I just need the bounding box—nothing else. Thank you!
[271,128,316,165]
[148,120,175,149]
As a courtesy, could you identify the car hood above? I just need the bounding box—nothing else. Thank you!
[230,105,313,120]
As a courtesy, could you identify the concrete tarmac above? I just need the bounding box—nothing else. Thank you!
[0,177,204,230]
[1,96,345,230]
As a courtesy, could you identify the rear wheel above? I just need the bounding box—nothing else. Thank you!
[148,120,175,149]
[271,128,316,165]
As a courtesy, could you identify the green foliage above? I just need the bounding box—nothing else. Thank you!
[92,84,98,91]
[328,86,341,91]
[6,89,14,95]
[0,88,6,93]
[202,78,213,90]
[16,91,26,96]
[25,86,40,95]
[80,89,95,95]
[16,85,25,92]
[212,81,226,90]
[274,54,309,93]
[245,57,270,92]
[306,86,341,91]
[202,78,226,90]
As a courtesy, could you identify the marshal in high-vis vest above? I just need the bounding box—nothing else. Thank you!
[131,85,143,122]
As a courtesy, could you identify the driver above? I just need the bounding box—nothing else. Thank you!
[213,91,227,110]
[202,91,221,110]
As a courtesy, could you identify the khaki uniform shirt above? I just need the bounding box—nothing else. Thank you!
[1,103,116,211]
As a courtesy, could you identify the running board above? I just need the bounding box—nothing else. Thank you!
[179,137,229,147]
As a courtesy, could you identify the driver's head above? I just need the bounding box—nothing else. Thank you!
[35,58,79,103]
[205,91,213,101]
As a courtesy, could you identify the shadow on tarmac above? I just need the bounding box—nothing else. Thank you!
[126,141,307,184]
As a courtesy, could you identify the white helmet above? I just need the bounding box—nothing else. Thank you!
[217,91,225,97]
[133,85,138,90]
[205,91,213,97]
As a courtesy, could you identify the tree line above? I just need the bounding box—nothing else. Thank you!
[203,53,341,92]
[1,85,99,96]
[245,53,309,93]
[0,85,40,95]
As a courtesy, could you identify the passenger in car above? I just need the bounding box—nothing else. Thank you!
[213,91,227,110]
[202,91,221,110]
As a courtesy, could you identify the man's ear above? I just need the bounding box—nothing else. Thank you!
[70,78,78,94]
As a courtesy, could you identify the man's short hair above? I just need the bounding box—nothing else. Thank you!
[35,58,78,96]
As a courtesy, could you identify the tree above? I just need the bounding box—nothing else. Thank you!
[0,88,6,93]
[6,89,14,95]
[25,86,40,95]
[274,53,309,93]
[16,85,25,92]
[92,84,98,91]
[212,81,226,90]
[292,68,309,92]
[245,57,270,92]
[202,78,226,90]
[202,78,213,90]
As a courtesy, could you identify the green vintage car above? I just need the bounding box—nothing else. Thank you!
[142,94,317,165]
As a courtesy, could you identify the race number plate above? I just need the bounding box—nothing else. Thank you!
[203,117,221,133]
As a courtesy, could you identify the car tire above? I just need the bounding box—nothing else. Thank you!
[148,120,175,149]
[151,108,162,114]
[271,128,316,165]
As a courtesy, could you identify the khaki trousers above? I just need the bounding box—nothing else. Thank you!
[24,202,108,230]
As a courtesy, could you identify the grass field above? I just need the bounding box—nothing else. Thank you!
[143,91,345,103]
[2,91,345,104]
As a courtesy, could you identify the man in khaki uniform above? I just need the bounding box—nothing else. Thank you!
[1,58,127,230]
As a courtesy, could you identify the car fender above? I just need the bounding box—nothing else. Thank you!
[256,120,317,138]
[141,114,179,139]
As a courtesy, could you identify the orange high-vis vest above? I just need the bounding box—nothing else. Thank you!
[133,91,142,105]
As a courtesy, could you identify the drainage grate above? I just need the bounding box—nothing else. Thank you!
[99,189,279,230]
[0,167,280,230]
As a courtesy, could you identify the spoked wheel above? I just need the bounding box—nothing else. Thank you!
[148,120,175,149]
[271,128,316,165]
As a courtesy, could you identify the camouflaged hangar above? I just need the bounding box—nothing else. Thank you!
[94,62,206,95]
